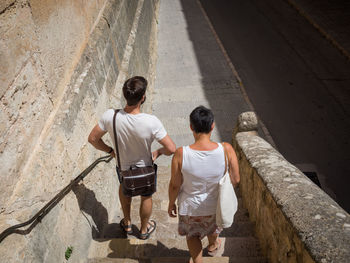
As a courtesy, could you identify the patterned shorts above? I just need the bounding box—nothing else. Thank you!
[178,214,223,239]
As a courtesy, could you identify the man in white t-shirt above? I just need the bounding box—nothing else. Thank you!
[88,76,176,239]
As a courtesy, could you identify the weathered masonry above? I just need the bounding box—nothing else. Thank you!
[233,112,350,263]
[0,0,158,261]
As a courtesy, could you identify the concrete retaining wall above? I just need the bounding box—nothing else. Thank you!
[233,112,350,263]
[0,0,159,262]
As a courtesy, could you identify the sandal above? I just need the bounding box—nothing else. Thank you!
[139,220,157,240]
[207,238,222,257]
[120,219,133,234]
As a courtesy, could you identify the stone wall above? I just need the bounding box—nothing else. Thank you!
[233,112,350,263]
[0,0,159,262]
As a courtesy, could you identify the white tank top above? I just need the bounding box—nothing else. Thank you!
[178,143,225,216]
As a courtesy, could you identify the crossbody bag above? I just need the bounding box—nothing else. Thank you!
[113,109,157,197]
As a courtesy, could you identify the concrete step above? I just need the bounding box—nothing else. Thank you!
[88,256,266,263]
[88,237,262,259]
[129,205,247,224]
[101,220,255,240]
[131,197,245,218]
[128,200,249,222]
[131,178,244,209]
[152,257,266,263]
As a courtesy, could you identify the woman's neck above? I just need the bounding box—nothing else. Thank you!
[193,133,211,143]
[190,133,217,151]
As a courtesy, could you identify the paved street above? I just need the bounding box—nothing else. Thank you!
[200,0,350,212]
[152,0,250,164]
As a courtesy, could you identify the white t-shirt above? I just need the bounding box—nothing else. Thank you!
[98,109,167,170]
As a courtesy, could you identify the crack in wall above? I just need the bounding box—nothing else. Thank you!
[0,1,16,16]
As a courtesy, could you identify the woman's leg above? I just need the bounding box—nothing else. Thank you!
[186,236,203,263]
[207,233,220,252]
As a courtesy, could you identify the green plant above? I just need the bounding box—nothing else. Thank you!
[65,246,73,260]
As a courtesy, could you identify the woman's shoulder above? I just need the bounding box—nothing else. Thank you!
[175,146,184,154]
[221,142,234,152]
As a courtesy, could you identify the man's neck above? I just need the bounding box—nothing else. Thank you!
[124,104,141,114]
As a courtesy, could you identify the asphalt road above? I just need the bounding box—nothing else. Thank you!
[200,0,350,212]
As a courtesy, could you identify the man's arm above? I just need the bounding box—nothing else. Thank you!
[152,135,176,160]
[223,142,240,187]
[168,147,183,217]
[88,124,115,157]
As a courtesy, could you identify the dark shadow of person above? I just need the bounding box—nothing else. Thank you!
[107,239,190,259]
[72,183,130,239]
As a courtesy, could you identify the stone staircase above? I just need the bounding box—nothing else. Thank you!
[87,166,266,263]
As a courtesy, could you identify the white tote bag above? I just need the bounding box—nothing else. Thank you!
[216,144,238,228]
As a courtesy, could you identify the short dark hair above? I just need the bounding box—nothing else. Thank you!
[123,76,148,106]
[190,106,214,133]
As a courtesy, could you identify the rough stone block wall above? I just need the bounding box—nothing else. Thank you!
[0,0,159,262]
[234,131,350,263]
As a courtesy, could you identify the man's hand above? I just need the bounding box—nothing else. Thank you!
[168,203,177,217]
[152,149,160,161]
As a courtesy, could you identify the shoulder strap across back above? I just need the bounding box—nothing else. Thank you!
[113,109,121,169]
[222,143,228,175]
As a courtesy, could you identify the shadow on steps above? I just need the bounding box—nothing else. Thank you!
[106,239,189,258]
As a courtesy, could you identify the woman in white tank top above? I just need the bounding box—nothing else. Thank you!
[168,106,240,263]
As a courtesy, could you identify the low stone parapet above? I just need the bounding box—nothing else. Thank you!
[233,112,350,263]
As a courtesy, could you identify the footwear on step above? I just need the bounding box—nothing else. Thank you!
[120,218,133,234]
[139,219,156,240]
[207,238,222,257]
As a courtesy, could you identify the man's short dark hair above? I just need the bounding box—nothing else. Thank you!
[190,106,214,133]
[123,76,148,106]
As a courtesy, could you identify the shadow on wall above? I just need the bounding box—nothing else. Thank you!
[179,0,250,143]
[72,183,145,240]
[72,184,129,240]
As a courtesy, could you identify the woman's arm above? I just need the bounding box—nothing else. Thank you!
[168,147,183,217]
[223,142,240,187]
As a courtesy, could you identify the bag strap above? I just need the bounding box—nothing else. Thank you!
[222,143,228,175]
[113,109,121,169]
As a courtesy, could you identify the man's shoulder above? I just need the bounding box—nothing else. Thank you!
[101,109,115,120]
[140,113,162,123]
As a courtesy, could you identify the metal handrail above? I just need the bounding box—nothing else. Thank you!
[0,155,113,243]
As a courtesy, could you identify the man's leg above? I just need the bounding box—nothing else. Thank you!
[186,236,203,263]
[119,186,132,229]
[140,195,152,234]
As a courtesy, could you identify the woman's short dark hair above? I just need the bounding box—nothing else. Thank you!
[190,106,214,134]
[123,76,148,106]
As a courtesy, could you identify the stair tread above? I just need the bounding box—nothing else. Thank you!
[129,206,249,223]
[88,256,266,263]
[90,167,263,262]
[101,221,255,240]
[88,237,262,258]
